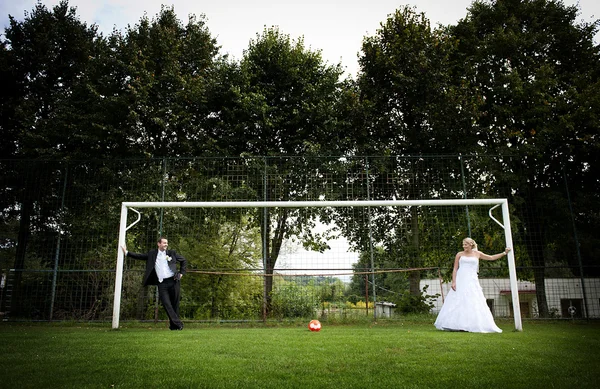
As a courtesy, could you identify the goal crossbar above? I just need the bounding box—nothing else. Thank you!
[121,198,508,208]
[112,198,522,331]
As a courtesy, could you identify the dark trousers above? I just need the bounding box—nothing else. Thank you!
[157,277,183,330]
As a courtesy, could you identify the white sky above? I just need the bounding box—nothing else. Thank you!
[277,222,359,282]
[2,1,598,78]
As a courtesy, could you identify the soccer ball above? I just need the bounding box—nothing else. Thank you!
[308,320,321,332]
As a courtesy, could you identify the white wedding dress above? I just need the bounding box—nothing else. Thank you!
[434,256,502,333]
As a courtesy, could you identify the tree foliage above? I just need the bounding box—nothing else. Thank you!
[448,0,600,315]
[215,27,350,155]
[208,27,352,312]
[358,6,479,156]
[1,0,103,158]
[1,0,599,319]
[106,6,220,157]
[346,8,480,295]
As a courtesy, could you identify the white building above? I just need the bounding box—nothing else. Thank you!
[421,278,600,319]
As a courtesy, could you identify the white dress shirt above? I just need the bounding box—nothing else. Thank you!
[155,250,175,283]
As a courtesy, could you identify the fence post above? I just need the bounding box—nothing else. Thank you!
[563,166,590,319]
[459,154,472,236]
[262,157,268,323]
[155,158,168,322]
[49,164,69,321]
[365,157,377,320]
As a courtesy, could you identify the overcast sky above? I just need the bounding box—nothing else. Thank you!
[2,1,598,78]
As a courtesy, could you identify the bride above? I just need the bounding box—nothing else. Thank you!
[434,237,511,333]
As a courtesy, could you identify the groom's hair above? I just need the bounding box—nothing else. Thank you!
[157,236,168,243]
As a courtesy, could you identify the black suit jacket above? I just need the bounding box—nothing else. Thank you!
[126,248,187,286]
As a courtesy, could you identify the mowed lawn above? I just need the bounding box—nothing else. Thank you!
[1,319,599,388]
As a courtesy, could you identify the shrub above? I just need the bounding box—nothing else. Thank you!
[394,285,439,314]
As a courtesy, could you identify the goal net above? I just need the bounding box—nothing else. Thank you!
[112,199,522,330]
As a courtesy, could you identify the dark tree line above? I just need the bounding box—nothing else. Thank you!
[1,0,598,318]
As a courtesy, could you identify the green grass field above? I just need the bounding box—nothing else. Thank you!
[1,318,599,388]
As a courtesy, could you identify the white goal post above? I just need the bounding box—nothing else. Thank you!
[112,199,522,331]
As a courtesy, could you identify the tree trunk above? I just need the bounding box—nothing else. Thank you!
[526,230,549,318]
[532,266,548,318]
[11,197,33,316]
[523,201,549,318]
[261,209,272,316]
[211,276,222,318]
[261,208,288,317]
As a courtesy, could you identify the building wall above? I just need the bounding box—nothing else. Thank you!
[421,278,600,318]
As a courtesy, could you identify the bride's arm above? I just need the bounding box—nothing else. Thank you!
[451,253,460,291]
[479,248,511,261]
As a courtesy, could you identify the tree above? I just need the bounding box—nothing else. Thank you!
[178,215,263,320]
[449,0,600,316]
[347,7,480,296]
[0,1,102,313]
[108,5,220,157]
[0,0,101,159]
[0,2,226,318]
[217,27,350,155]
[213,27,351,313]
[357,6,479,156]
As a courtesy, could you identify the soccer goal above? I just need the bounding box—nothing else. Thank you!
[112,199,522,330]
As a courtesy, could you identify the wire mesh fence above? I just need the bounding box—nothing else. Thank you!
[0,156,598,323]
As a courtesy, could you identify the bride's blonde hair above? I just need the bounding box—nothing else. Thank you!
[463,237,478,250]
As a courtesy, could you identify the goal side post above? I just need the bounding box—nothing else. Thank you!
[502,200,522,330]
[112,203,128,330]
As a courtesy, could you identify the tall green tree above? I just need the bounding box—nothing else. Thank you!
[449,0,600,316]
[0,1,103,311]
[108,5,220,157]
[219,27,350,155]
[215,27,351,313]
[349,7,480,295]
[358,6,479,156]
[178,215,263,320]
[0,2,225,318]
[1,0,103,158]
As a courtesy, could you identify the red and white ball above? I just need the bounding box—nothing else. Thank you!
[308,319,321,332]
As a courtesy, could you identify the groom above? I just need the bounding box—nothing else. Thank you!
[122,237,187,330]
